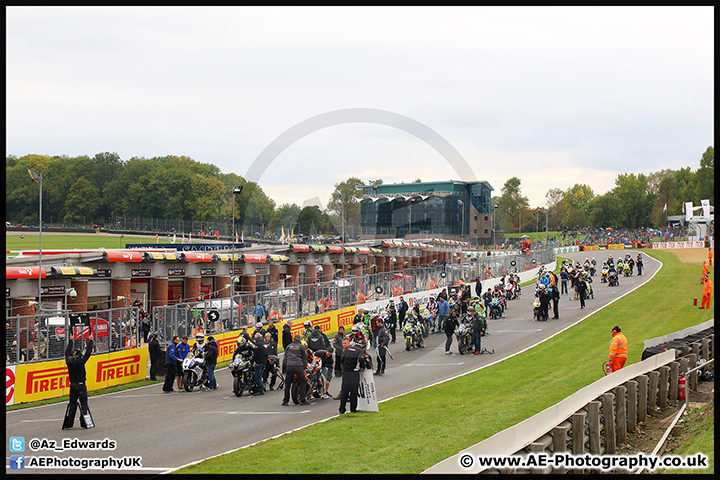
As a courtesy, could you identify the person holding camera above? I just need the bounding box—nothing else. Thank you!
[62,333,94,430]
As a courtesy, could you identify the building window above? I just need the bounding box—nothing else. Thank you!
[474,229,477,234]
[485,216,489,221]
[484,229,488,234]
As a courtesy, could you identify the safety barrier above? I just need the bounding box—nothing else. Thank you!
[423,326,714,474]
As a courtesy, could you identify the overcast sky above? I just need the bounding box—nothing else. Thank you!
[6,6,714,209]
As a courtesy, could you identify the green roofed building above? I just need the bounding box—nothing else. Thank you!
[359,180,494,244]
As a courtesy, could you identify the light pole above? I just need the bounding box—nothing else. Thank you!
[231,185,243,288]
[545,208,549,244]
[28,169,43,310]
[64,287,77,313]
[517,206,521,235]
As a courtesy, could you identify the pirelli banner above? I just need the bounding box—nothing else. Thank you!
[6,348,149,406]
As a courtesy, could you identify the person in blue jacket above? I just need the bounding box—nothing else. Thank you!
[163,336,180,393]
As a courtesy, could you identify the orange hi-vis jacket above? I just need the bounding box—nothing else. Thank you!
[609,332,628,372]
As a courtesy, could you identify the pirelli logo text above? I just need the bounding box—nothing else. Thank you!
[217,337,236,357]
[313,316,332,333]
[338,310,355,327]
[26,367,71,395]
[96,355,141,383]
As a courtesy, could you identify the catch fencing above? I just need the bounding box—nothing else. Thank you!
[151,248,555,344]
[5,306,141,365]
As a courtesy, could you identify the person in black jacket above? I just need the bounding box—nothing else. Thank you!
[443,309,459,354]
[205,336,218,390]
[550,284,561,319]
[538,285,552,321]
[576,275,588,309]
[338,336,365,414]
[282,334,309,406]
[469,307,486,355]
[281,320,293,351]
[397,297,409,330]
[148,333,163,380]
[62,334,94,430]
[251,333,267,395]
[262,332,279,391]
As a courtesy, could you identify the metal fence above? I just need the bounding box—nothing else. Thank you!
[151,247,555,344]
[5,306,140,365]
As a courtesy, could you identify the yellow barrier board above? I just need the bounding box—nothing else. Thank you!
[607,244,626,250]
[10,347,149,405]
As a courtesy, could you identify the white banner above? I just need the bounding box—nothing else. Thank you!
[685,201,694,221]
[652,241,706,249]
[357,370,379,412]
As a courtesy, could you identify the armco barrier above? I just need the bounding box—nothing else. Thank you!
[423,330,714,474]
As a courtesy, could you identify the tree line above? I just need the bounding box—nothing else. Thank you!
[5,146,713,237]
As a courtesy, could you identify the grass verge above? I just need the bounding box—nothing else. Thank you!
[175,250,713,474]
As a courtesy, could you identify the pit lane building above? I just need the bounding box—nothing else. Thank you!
[5,239,465,317]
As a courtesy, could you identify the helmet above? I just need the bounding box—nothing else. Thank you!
[351,325,359,333]
[304,320,312,328]
[71,349,82,358]
[237,336,246,346]
[255,322,263,329]
[195,334,204,342]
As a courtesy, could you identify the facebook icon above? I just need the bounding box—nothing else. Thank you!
[10,455,25,470]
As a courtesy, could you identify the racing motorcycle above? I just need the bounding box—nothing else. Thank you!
[455,321,474,355]
[291,356,325,404]
[532,298,544,321]
[600,265,609,283]
[182,353,209,392]
[608,270,619,287]
[488,296,504,319]
[229,353,256,397]
[403,319,424,351]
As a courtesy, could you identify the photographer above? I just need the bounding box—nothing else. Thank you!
[62,333,94,430]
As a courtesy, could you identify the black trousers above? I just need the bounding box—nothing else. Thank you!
[150,357,161,380]
[63,382,89,429]
[339,371,360,413]
[376,347,387,373]
[283,365,306,403]
[163,362,176,391]
[552,299,559,318]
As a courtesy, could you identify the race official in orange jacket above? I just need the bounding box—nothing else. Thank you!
[700,277,713,309]
[608,326,628,373]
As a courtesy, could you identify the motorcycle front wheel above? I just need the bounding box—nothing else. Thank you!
[184,371,197,392]
[405,337,412,351]
[233,374,244,397]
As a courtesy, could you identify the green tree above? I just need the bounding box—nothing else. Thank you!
[587,193,622,228]
[496,177,528,233]
[611,173,654,228]
[327,177,363,240]
[63,177,100,223]
[694,146,714,204]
